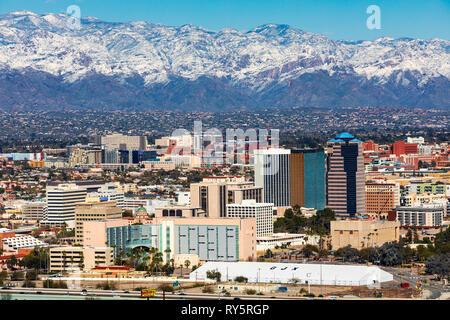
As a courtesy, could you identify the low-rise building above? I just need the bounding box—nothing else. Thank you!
[49,246,114,272]
[256,233,320,251]
[155,206,205,218]
[75,201,122,245]
[393,204,445,229]
[1,235,47,251]
[330,219,400,250]
[22,201,47,222]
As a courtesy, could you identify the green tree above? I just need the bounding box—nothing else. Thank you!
[378,242,403,266]
[334,245,359,261]
[425,253,450,280]
[302,244,319,258]
[234,276,248,283]
[206,270,222,282]
[264,249,274,258]
[7,255,18,270]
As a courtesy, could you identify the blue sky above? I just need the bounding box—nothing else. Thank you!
[0,0,449,40]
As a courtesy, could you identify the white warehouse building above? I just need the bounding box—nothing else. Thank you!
[190,261,393,286]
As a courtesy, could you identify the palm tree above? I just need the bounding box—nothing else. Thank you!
[62,252,67,273]
[78,252,84,270]
[164,248,171,263]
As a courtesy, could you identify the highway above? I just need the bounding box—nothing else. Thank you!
[0,287,309,300]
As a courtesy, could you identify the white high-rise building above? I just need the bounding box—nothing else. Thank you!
[87,185,125,209]
[227,199,274,237]
[45,184,87,228]
[254,148,291,207]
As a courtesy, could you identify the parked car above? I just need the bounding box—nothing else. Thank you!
[400,282,410,288]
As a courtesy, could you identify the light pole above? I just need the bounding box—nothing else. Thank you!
[257,268,261,294]
[320,264,323,296]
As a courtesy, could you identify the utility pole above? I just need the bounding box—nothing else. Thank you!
[320,264,323,296]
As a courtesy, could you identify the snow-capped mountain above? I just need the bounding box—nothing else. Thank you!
[0,11,449,111]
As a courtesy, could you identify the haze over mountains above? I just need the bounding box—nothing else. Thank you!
[0,11,449,111]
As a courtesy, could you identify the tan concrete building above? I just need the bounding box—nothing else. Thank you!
[154,205,205,218]
[101,133,147,151]
[49,246,114,272]
[83,219,130,247]
[68,147,102,167]
[75,201,122,245]
[22,201,46,222]
[142,159,176,171]
[330,219,400,250]
[190,176,263,218]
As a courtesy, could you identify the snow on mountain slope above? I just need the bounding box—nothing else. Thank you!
[0,11,448,110]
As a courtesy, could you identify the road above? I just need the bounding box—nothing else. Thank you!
[0,287,312,300]
[381,266,450,299]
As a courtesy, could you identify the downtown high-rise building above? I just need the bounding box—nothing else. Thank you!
[254,148,291,208]
[45,184,87,228]
[290,149,326,210]
[190,176,263,218]
[326,133,365,217]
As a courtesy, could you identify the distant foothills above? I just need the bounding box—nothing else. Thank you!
[0,10,449,111]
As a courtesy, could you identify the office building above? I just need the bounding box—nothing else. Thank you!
[74,201,122,245]
[290,149,325,210]
[227,199,274,237]
[254,148,291,208]
[49,246,114,272]
[83,219,131,247]
[22,201,47,221]
[107,217,256,263]
[190,176,263,218]
[101,133,147,151]
[326,133,365,217]
[44,184,87,228]
[365,182,400,219]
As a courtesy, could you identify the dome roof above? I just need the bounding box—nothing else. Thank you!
[335,132,355,139]
[136,206,149,218]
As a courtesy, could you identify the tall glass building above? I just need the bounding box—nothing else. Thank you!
[290,149,326,210]
[254,148,291,207]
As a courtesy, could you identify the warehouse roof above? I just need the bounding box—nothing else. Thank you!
[190,261,393,286]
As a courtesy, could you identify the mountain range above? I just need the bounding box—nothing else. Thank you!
[0,10,449,111]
